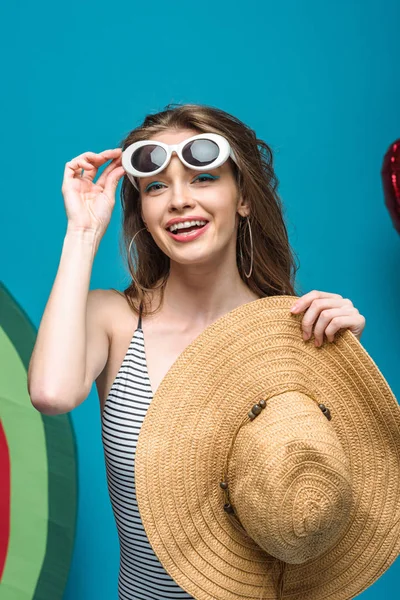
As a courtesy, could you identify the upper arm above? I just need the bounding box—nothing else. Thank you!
[82,289,113,400]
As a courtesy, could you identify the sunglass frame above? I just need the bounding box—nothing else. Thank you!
[121,133,238,190]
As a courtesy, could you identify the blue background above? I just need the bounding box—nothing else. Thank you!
[1,0,399,598]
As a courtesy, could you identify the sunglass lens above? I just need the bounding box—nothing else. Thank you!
[131,145,167,173]
[182,139,219,167]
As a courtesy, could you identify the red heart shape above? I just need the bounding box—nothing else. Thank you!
[381,139,400,234]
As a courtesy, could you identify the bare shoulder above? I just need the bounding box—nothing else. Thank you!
[87,287,138,347]
[88,287,124,306]
[87,288,126,323]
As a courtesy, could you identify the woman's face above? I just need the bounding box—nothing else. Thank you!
[139,129,249,268]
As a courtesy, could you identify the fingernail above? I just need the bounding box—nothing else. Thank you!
[290,304,299,312]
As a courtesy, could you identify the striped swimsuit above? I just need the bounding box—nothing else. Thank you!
[101,305,194,600]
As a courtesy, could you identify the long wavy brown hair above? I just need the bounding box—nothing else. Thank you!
[115,103,302,316]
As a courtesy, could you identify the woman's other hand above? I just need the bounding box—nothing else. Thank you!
[290,290,366,346]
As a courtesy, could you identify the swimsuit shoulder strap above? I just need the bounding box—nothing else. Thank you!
[137,300,143,330]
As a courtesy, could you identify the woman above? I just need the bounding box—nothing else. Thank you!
[28,103,366,599]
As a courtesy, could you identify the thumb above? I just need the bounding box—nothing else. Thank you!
[104,166,126,199]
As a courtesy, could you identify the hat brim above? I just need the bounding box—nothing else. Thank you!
[135,296,400,600]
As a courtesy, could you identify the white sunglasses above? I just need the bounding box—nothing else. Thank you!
[121,133,239,191]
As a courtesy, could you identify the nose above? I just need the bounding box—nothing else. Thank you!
[166,155,196,211]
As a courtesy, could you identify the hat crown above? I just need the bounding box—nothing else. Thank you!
[228,391,354,564]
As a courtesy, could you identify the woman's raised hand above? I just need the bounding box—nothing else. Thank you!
[62,148,126,237]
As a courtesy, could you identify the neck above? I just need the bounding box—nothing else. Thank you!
[156,253,260,330]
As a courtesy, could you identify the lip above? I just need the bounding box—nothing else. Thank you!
[166,221,211,243]
[164,216,210,229]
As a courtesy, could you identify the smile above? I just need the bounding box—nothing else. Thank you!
[166,221,211,243]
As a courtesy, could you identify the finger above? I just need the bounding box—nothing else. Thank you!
[300,299,346,340]
[290,290,342,313]
[101,148,122,156]
[324,312,363,342]
[63,149,122,182]
[103,166,126,200]
[96,156,123,188]
[312,307,354,345]
[76,151,122,182]
[63,157,95,181]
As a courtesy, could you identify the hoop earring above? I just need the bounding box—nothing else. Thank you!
[127,227,149,293]
[239,215,253,279]
[127,228,166,293]
[128,227,148,257]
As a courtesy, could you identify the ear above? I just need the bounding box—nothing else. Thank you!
[236,193,250,218]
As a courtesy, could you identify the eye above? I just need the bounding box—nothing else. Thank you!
[144,174,219,193]
[193,174,220,183]
[145,181,164,192]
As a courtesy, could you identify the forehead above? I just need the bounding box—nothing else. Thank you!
[149,129,200,145]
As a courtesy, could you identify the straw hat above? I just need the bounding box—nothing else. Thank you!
[135,296,400,600]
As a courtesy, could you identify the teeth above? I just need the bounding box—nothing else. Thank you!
[168,220,207,233]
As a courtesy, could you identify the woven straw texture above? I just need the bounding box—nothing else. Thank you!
[135,295,400,600]
[229,389,354,565]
